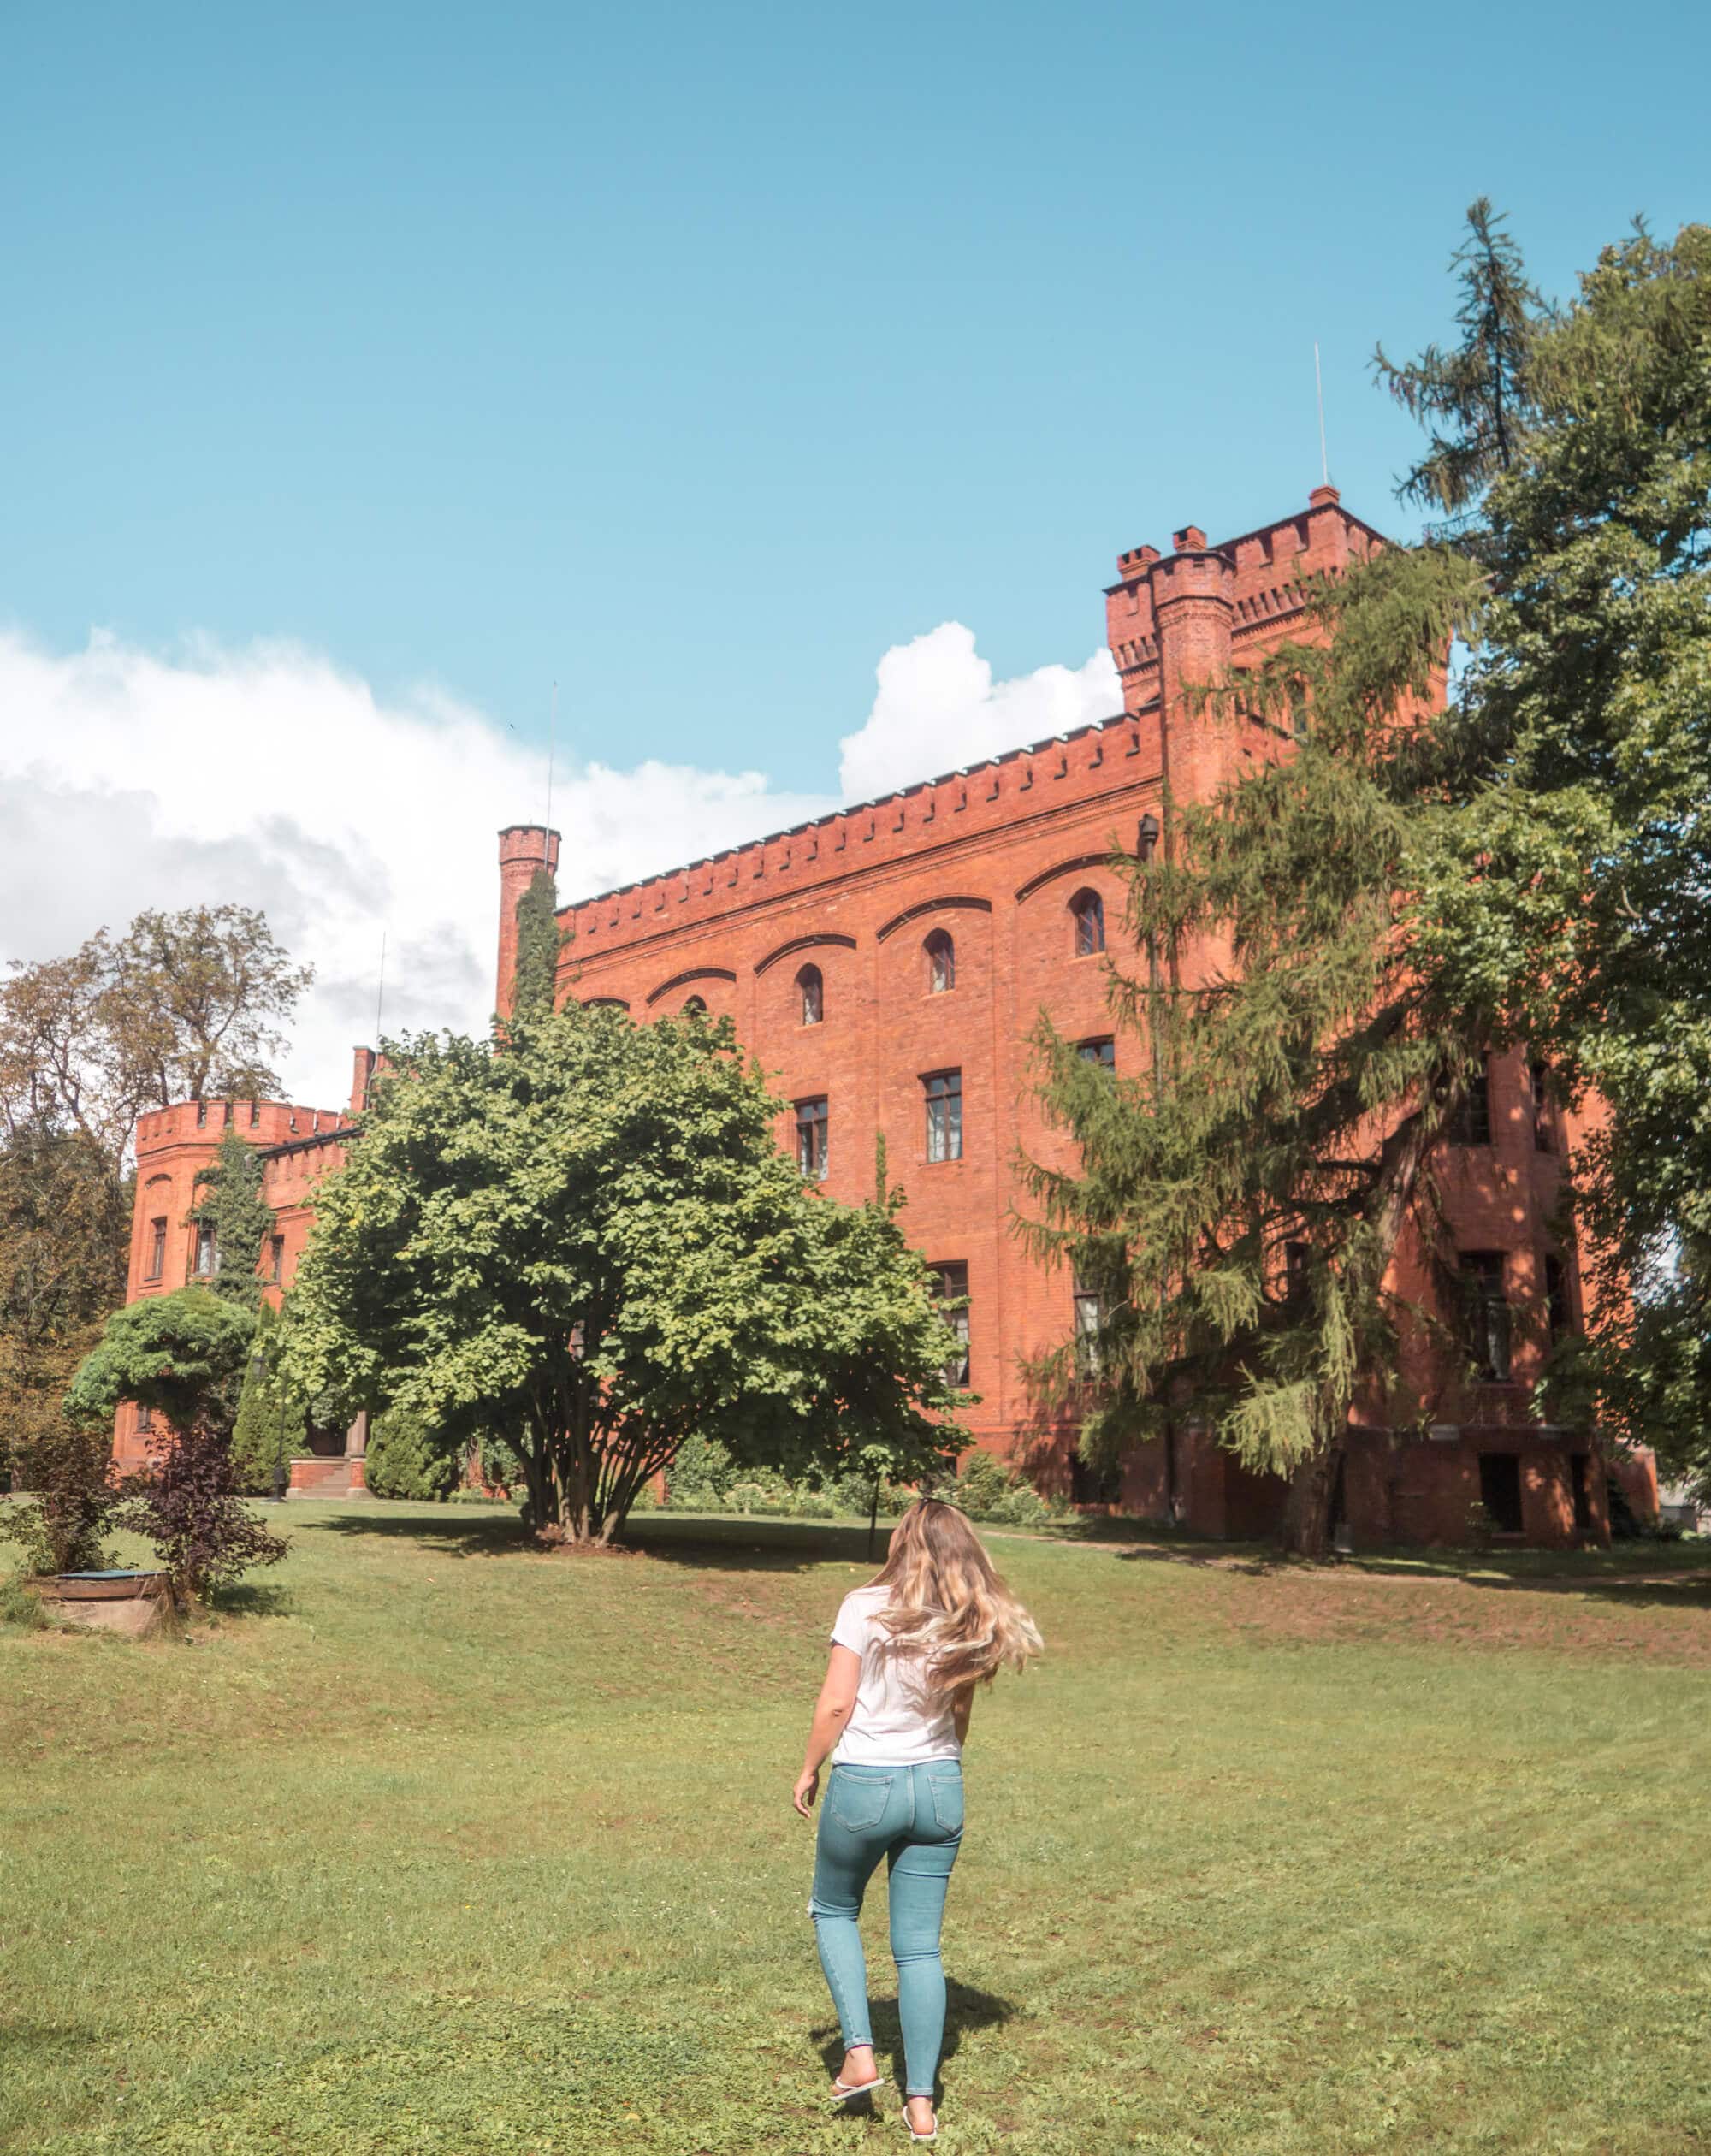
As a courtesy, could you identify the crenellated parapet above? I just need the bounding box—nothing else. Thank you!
[1104,487,1385,718]
[558,709,1151,958]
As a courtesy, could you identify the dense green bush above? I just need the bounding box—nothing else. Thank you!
[666,1432,738,1507]
[364,1412,461,1502]
[654,1442,1067,1527]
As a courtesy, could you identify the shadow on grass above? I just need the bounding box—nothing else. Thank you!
[303,1503,891,1573]
[810,1978,1018,2106]
[1442,1564,1711,1614]
[205,1579,298,1620]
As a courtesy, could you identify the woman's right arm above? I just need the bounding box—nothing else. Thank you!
[793,1644,861,1817]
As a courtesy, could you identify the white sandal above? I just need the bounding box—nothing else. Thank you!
[829,2072,883,2106]
[902,2098,938,2142]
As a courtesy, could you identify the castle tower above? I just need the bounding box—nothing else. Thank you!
[495,824,562,1019]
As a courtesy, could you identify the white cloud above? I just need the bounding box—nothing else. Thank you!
[0,619,1116,1112]
[838,622,1120,803]
[0,628,832,1108]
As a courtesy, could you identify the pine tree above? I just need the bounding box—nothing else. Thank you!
[1020,545,1484,1556]
[1373,198,1548,520]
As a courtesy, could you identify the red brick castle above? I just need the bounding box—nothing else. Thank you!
[117,487,1656,1543]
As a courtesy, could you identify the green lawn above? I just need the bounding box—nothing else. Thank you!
[3,1502,1708,2154]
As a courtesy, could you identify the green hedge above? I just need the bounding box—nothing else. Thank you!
[660,1438,1064,1529]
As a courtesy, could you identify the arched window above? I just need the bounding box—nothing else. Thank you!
[797,963,823,1026]
[925,929,955,993]
[1070,888,1105,957]
[682,995,707,1016]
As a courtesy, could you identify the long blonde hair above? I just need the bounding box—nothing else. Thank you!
[868,1498,1043,1702]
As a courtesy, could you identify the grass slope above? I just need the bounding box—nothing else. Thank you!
[3,1502,1708,2154]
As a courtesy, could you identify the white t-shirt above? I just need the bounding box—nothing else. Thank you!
[829,1584,961,1767]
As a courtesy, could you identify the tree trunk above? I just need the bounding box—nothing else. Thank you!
[1279,1440,1344,1560]
[1273,1070,1464,1561]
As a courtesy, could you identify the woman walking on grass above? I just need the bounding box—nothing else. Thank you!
[794,1498,1042,2142]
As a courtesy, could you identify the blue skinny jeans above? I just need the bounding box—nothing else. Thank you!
[808,1760,964,2099]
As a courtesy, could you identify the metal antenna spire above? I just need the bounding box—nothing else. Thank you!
[1314,341,1330,488]
[545,680,557,841]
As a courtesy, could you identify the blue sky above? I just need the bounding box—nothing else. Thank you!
[3,1,1703,795]
[0,3,1702,1102]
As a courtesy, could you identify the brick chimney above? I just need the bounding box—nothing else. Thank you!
[496,824,563,1019]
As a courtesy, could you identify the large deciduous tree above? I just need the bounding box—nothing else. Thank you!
[1409,219,1711,1490]
[0,1126,131,1562]
[0,903,313,1180]
[281,1006,967,1545]
[0,903,309,1504]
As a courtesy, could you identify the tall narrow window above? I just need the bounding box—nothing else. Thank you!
[797,964,823,1026]
[222,1100,234,1126]
[795,1095,829,1181]
[1530,1061,1554,1152]
[1070,889,1105,957]
[924,1069,962,1162]
[1078,1037,1116,1072]
[1284,1239,1310,1306]
[195,1099,208,1128]
[194,1224,217,1278]
[135,1402,154,1436]
[1453,1058,1493,1145]
[1544,1252,1572,1342]
[933,1263,970,1385]
[926,930,955,993]
[1459,1252,1511,1381]
[145,1217,168,1282]
[250,1099,261,1127]
[269,1235,286,1284]
[1073,1275,1106,1377]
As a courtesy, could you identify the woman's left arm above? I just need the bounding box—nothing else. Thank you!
[793,1645,861,1817]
